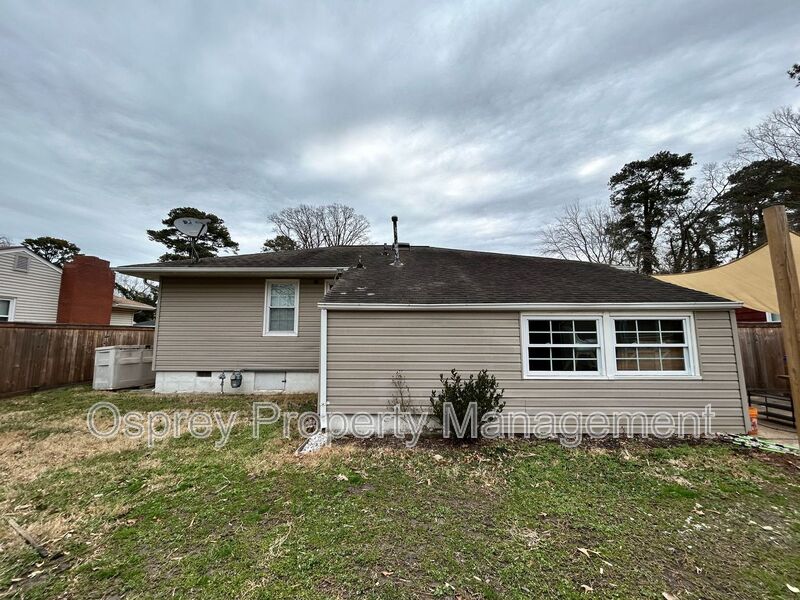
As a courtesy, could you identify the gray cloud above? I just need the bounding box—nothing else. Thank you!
[0,0,798,264]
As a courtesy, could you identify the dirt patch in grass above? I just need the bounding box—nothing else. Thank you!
[738,447,800,474]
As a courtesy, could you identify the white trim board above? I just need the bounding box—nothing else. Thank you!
[318,301,742,311]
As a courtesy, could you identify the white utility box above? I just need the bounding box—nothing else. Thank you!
[93,345,155,390]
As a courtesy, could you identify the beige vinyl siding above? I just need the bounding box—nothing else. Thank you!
[110,308,135,326]
[154,277,323,371]
[0,251,61,323]
[325,310,747,433]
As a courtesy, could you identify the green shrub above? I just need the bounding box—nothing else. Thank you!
[429,369,505,441]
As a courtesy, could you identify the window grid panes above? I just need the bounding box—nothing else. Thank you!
[613,319,688,372]
[267,283,297,333]
[526,319,600,374]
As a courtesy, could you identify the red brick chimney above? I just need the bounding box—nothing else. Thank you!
[57,255,115,324]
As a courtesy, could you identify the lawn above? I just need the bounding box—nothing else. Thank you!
[1,387,799,599]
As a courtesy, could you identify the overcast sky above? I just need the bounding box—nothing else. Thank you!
[1,1,798,265]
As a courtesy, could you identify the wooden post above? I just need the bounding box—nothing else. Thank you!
[763,204,800,442]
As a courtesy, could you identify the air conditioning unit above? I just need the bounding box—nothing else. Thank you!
[93,345,155,390]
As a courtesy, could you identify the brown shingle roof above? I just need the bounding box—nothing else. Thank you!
[117,245,732,305]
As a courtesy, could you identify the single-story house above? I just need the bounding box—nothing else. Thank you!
[116,235,749,435]
[0,247,154,325]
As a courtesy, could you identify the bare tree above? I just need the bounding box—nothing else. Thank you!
[0,235,11,247]
[738,106,800,166]
[268,203,370,248]
[115,273,159,306]
[538,201,626,265]
[663,162,735,272]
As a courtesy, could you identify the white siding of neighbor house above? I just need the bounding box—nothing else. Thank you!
[0,251,61,323]
[325,310,748,433]
[154,277,324,371]
[110,308,135,326]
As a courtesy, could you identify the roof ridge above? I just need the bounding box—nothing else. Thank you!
[423,245,627,268]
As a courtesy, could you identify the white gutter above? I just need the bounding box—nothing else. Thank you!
[318,301,743,311]
[318,308,328,430]
[114,266,347,277]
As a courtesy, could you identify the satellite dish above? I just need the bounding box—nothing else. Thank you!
[173,217,211,263]
[173,217,210,238]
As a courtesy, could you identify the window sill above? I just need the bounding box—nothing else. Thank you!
[522,374,703,381]
[263,331,299,337]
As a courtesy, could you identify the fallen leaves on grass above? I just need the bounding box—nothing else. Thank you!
[577,547,613,567]
[509,525,549,549]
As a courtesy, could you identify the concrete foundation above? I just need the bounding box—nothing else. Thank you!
[154,370,319,394]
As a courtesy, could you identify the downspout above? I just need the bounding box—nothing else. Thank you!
[319,308,328,430]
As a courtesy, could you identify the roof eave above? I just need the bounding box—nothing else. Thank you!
[318,301,743,311]
[112,303,156,311]
[113,266,347,278]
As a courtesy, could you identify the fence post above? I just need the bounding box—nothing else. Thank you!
[763,204,800,442]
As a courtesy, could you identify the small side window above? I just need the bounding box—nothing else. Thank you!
[13,254,29,272]
[0,298,15,322]
[264,280,299,336]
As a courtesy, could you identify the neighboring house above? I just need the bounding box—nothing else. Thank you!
[0,247,62,323]
[0,248,154,325]
[117,236,749,435]
[111,296,156,326]
[655,234,800,324]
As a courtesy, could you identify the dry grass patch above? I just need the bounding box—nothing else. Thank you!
[0,415,143,485]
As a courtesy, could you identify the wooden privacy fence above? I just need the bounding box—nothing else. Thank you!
[0,322,154,397]
[737,323,788,391]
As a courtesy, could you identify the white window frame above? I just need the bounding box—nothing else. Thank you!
[521,314,605,379]
[520,312,701,380]
[605,313,699,379]
[263,279,300,336]
[0,297,16,322]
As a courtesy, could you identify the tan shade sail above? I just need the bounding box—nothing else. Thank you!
[655,232,800,315]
